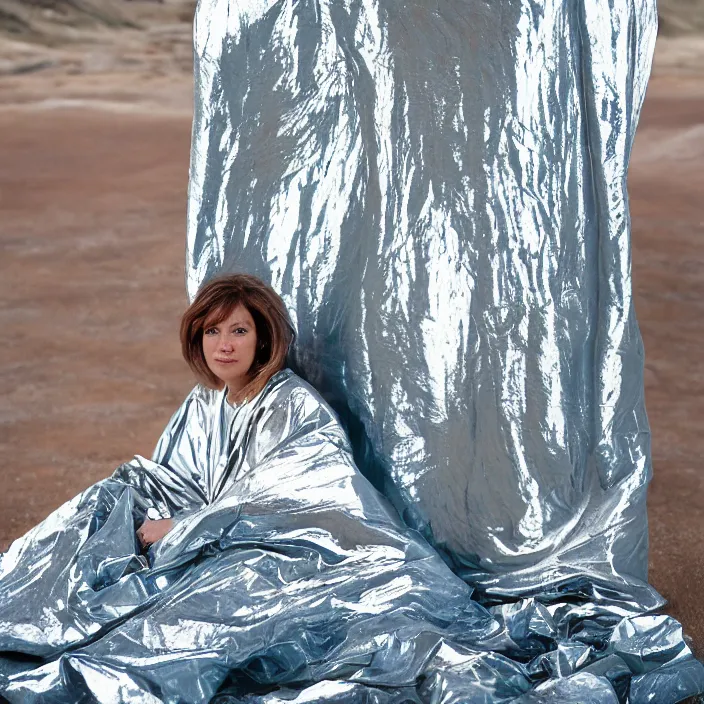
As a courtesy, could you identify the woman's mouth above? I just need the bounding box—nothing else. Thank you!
[215,358,238,364]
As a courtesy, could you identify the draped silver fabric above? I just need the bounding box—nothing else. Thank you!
[182,0,704,700]
[187,0,659,600]
[1,370,702,702]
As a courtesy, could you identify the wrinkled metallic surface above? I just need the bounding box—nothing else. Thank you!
[185,0,662,600]
[1,370,702,702]
[181,0,704,699]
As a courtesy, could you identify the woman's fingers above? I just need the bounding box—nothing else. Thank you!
[137,521,152,546]
[137,519,173,547]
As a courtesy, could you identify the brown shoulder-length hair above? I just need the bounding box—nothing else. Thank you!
[180,274,296,403]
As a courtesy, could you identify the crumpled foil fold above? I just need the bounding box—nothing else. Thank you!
[0,373,701,702]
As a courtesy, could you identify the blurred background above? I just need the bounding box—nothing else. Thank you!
[1,0,703,662]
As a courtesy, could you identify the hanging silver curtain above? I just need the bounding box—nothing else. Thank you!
[187,0,661,604]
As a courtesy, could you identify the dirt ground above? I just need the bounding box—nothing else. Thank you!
[1,34,703,670]
[629,73,704,659]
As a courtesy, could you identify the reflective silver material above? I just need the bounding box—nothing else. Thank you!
[185,0,660,600]
[182,0,704,700]
[0,372,702,701]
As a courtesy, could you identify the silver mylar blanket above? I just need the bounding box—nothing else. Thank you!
[1,371,702,703]
[183,0,704,698]
[187,0,662,596]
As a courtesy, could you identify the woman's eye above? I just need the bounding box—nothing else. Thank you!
[204,328,217,336]
[235,328,248,334]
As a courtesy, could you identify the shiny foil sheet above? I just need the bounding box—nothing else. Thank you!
[185,0,660,598]
[181,0,704,699]
[0,371,701,702]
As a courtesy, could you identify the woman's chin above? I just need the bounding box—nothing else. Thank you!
[208,364,242,383]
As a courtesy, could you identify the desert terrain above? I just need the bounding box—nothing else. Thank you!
[1,0,704,675]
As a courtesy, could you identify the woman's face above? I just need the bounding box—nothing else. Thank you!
[202,303,258,393]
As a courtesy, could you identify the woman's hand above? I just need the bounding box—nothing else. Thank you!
[136,518,174,547]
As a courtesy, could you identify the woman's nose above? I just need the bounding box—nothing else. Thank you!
[219,338,235,351]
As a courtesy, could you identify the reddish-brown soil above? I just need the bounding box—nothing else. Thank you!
[630,75,704,658]
[0,106,195,540]
[0,68,703,665]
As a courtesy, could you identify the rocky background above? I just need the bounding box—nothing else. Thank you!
[0,0,194,72]
[0,0,195,113]
[1,0,703,682]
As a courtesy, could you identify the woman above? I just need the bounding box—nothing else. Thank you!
[0,274,513,703]
[134,273,297,549]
